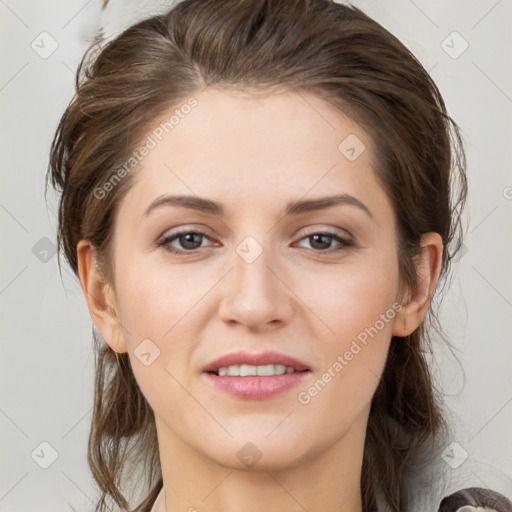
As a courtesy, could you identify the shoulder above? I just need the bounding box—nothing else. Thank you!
[401,454,512,511]
[438,487,512,512]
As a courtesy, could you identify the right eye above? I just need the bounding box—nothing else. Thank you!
[157,230,214,254]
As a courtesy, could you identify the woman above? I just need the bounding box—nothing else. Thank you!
[46,0,512,511]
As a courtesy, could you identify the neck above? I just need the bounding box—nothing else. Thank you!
[155,410,368,512]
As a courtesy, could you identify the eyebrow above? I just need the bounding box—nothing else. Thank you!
[143,193,374,219]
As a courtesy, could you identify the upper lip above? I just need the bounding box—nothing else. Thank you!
[202,351,311,373]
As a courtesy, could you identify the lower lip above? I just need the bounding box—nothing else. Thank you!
[203,371,310,400]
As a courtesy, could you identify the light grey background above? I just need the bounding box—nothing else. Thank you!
[1,1,511,510]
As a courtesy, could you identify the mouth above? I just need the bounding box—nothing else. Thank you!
[202,351,312,400]
[207,364,309,377]
[202,350,311,375]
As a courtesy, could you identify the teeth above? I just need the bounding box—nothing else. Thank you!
[216,364,295,376]
[240,364,257,376]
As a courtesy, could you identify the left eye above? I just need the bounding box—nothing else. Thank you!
[157,230,352,254]
[295,232,351,252]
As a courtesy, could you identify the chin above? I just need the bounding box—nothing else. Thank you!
[202,434,315,472]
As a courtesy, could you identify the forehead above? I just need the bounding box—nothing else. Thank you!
[119,87,392,222]
[150,87,368,163]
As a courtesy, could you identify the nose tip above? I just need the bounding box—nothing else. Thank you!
[218,250,292,330]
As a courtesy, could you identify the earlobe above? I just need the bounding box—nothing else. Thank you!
[392,232,443,338]
[77,239,128,354]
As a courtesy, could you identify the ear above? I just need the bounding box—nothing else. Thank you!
[77,239,128,354]
[392,232,443,337]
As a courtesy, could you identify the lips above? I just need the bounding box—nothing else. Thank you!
[202,350,311,374]
[202,350,312,400]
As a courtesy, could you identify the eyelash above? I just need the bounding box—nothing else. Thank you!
[157,229,354,255]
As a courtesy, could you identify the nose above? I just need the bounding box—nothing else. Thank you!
[218,245,294,331]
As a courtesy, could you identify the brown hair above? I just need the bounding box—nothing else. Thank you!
[46,1,467,511]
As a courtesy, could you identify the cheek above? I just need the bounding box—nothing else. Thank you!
[293,249,399,410]
[114,267,199,413]
[114,255,209,340]
[112,258,215,404]
[297,246,400,344]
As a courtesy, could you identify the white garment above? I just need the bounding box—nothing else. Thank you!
[388,455,512,511]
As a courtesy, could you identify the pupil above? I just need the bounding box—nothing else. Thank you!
[180,233,202,249]
[310,234,331,250]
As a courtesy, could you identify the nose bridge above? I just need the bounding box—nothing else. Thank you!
[218,234,291,328]
[234,239,274,294]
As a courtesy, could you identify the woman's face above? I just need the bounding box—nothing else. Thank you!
[102,88,404,469]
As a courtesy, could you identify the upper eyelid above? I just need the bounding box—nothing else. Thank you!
[160,226,351,239]
[160,221,352,236]
[295,226,353,241]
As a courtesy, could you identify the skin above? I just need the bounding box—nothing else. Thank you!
[78,88,443,512]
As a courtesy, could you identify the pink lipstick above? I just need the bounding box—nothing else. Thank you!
[202,350,311,400]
